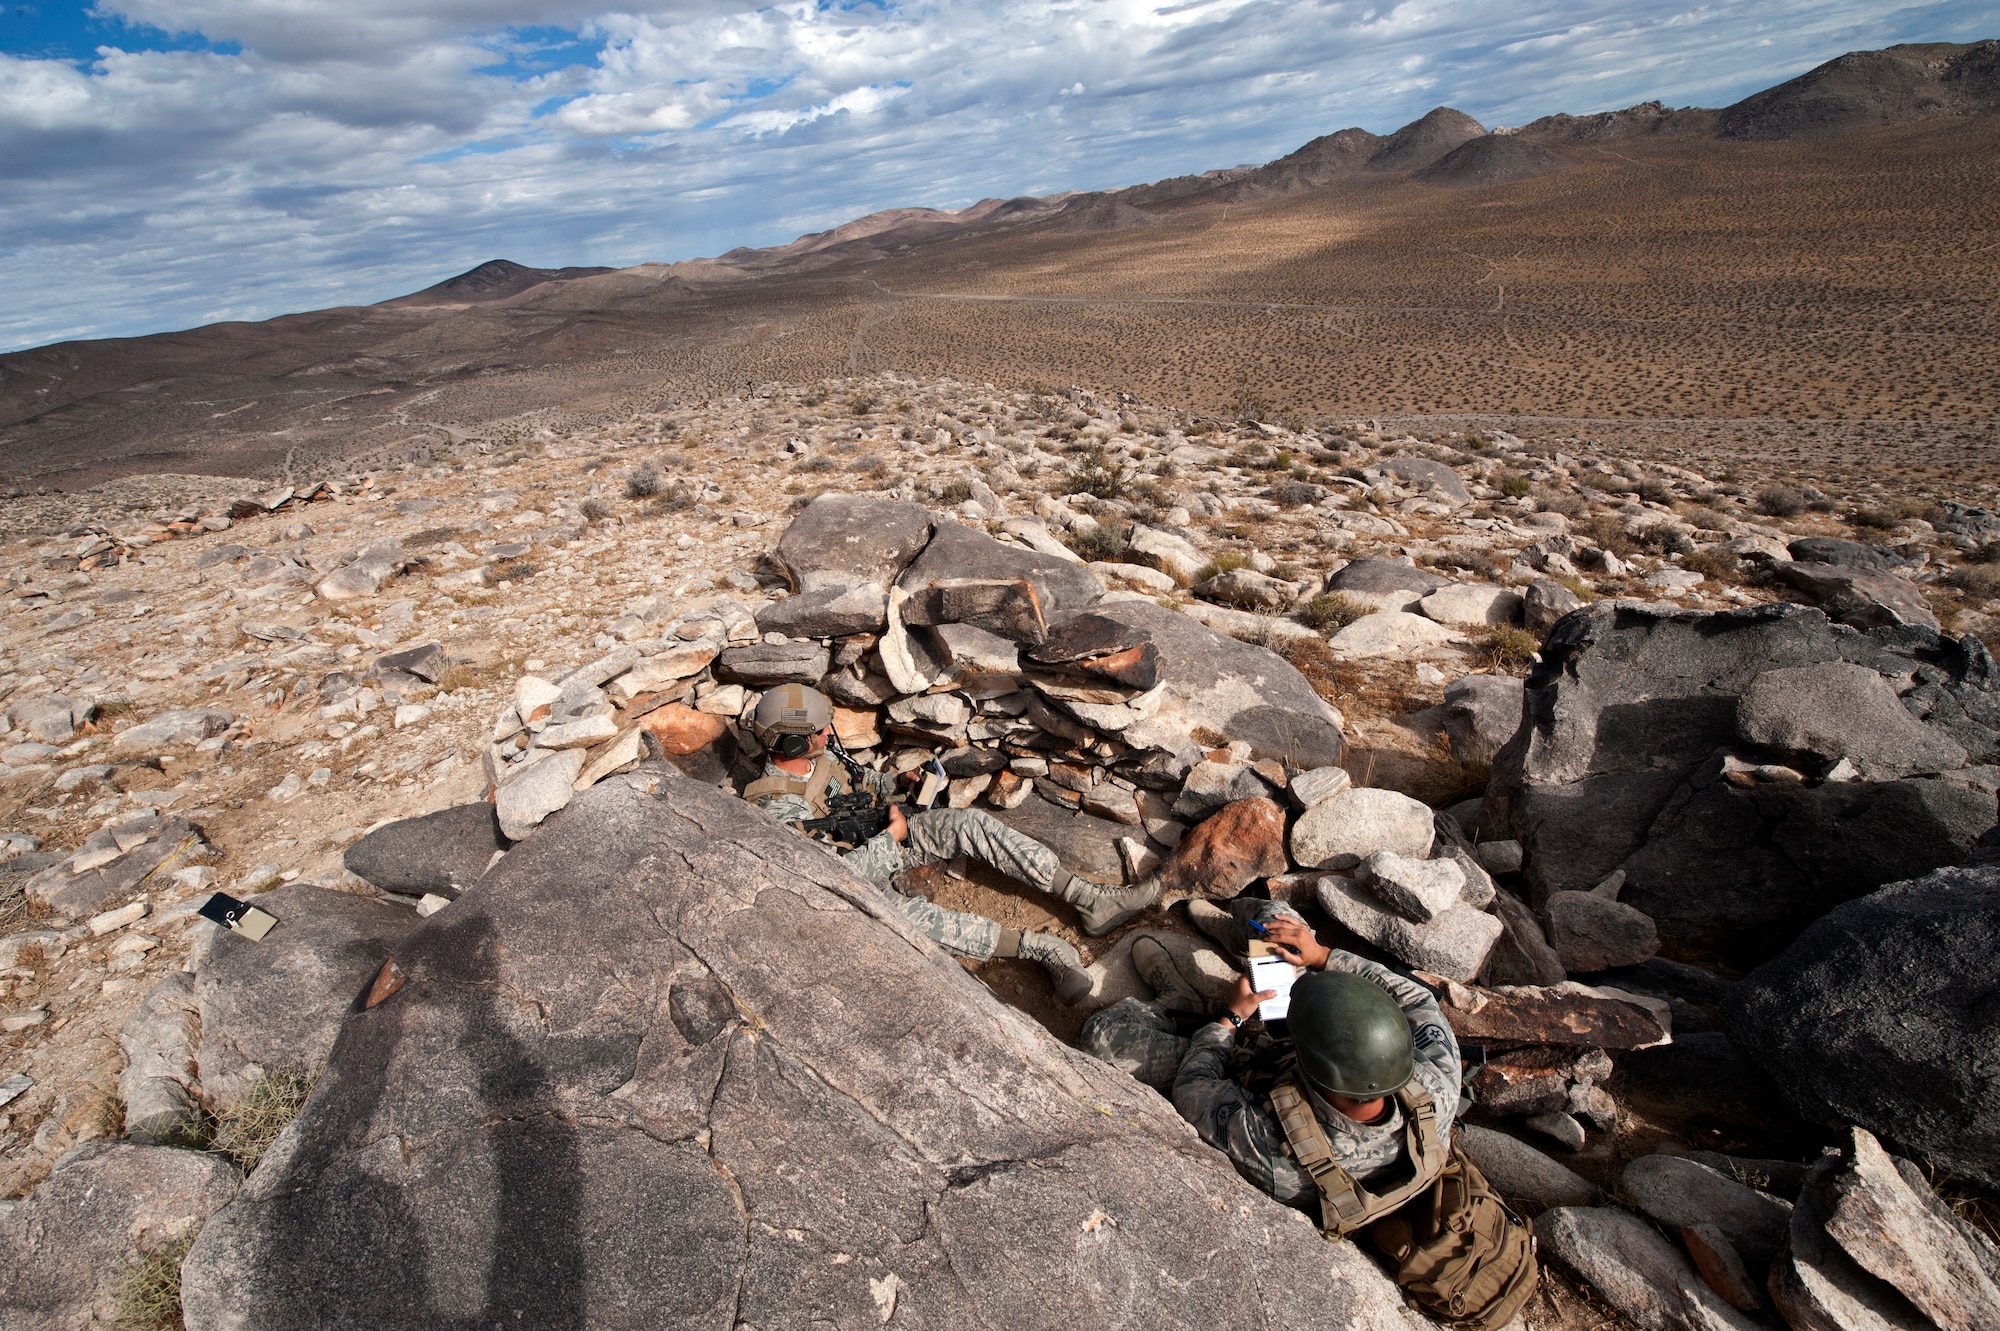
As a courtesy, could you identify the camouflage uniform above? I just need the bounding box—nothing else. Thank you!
[748,757,1068,960]
[1081,899,1460,1208]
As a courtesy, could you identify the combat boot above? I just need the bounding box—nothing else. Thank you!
[1186,899,1251,958]
[1058,871,1161,937]
[1001,929,1094,1005]
[1132,934,1210,1015]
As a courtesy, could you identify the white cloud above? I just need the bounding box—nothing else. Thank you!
[0,0,1993,348]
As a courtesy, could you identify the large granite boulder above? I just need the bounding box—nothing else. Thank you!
[1071,600,1346,771]
[1725,863,2000,1189]
[1775,560,1940,631]
[0,1141,238,1330]
[773,494,933,593]
[1486,602,2000,963]
[193,885,417,1114]
[179,769,1423,1330]
[1327,557,1451,598]
[898,519,1106,624]
[343,803,508,900]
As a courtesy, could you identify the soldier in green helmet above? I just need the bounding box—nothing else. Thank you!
[740,683,1159,1005]
[1082,898,1536,1330]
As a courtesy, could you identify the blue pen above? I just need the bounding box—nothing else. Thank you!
[1248,919,1269,936]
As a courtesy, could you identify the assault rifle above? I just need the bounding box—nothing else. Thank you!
[800,791,893,847]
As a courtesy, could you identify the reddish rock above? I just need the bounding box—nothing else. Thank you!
[1160,797,1289,897]
[1443,985,1667,1050]
[640,704,727,756]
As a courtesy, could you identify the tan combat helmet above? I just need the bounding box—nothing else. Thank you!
[749,684,833,759]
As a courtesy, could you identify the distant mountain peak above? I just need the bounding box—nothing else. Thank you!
[387,259,618,307]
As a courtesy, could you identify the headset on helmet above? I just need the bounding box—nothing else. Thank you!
[749,684,833,758]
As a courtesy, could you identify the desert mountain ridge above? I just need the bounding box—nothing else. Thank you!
[0,38,1995,497]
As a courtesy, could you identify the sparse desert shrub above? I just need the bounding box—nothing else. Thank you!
[798,454,837,473]
[485,559,537,585]
[1533,487,1586,518]
[1637,478,1676,505]
[937,478,974,505]
[1848,507,1898,529]
[1477,626,1541,672]
[579,497,612,523]
[852,454,888,479]
[1499,473,1532,499]
[1681,549,1737,582]
[1945,565,2000,598]
[1968,541,2000,565]
[1061,523,1126,563]
[215,1066,321,1174]
[1296,592,1373,631]
[1756,486,1806,517]
[848,394,878,415]
[624,463,662,500]
[1555,574,1598,602]
[1270,634,1343,705]
[1066,443,1128,500]
[1194,551,1255,582]
[114,1234,194,1331]
[1683,505,1733,532]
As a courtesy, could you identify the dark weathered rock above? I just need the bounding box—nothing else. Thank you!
[1487,602,2000,963]
[1025,614,1161,689]
[119,972,202,1142]
[1158,798,1288,898]
[1622,1154,1793,1269]
[1776,561,1940,631]
[1068,600,1346,771]
[193,885,416,1114]
[1545,888,1661,972]
[899,519,1104,623]
[179,770,1422,1331]
[1788,536,1910,573]
[343,803,508,899]
[1537,1205,1762,1331]
[1441,672,1524,765]
[753,584,889,637]
[1382,458,1473,506]
[375,642,446,683]
[714,640,830,685]
[0,1142,239,1329]
[1524,577,1585,636]
[1485,887,1568,987]
[900,577,1050,643]
[1327,556,1451,597]
[1725,864,2000,1189]
[1612,1031,1801,1141]
[773,494,933,593]
[1442,983,1666,1050]
[991,788,1130,884]
[25,816,214,918]
[1770,1154,1931,1331]
[1817,1127,2000,1329]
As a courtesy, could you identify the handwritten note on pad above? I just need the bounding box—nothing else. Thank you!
[1248,954,1302,1021]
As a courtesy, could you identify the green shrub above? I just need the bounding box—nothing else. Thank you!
[1295,592,1374,631]
[1193,552,1254,582]
[1499,473,1532,499]
[1479,626,1542,670]
[1061,524,1126,563]
[1065,443,1128,499]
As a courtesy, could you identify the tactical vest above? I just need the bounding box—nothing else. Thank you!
[1270,1077,1538,1331]
[741,754,845,819]
[1269,1078,1446,1237]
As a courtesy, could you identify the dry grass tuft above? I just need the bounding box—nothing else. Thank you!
[113,1234,193,1331]
[1295,592,1373,632]
[214,1067,321,1175]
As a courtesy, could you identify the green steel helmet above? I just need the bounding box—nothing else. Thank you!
[749,684,833,758]
[1288,970,1414,1100]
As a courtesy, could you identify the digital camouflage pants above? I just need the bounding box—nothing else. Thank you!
[838,806,1068,960]
[1080,897,1308,1086]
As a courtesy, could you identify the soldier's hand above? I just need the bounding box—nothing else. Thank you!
[887,804,909,843]
[1226,973,1278,1022]
[1263,917,1331,970]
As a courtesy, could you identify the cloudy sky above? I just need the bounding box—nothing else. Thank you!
[2,0,1992,350]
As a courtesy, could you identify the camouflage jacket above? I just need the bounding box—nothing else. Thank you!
[1170,949,1460,1211]
[746,755,899,858]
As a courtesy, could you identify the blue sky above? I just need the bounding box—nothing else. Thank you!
[1,0,1994,350]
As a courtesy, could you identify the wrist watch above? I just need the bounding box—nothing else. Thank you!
[1221,1011,1246,1030]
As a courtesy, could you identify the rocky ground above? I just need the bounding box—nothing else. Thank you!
[2,373,1997,1329]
